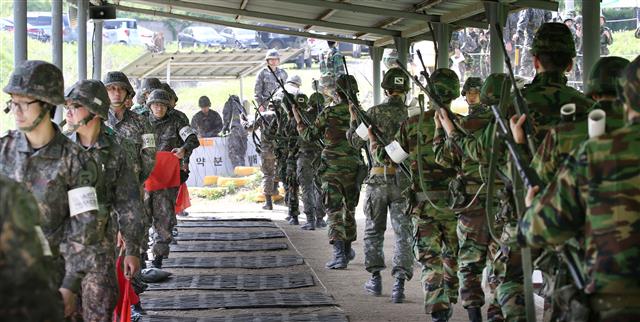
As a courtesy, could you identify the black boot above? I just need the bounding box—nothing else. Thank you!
[467,307,482,322]
[364,272,382,296]
[140,252,148,269]
[262,195,273,210]
[288,215,299,225]
[316,215,327,228]
[300,213,316,230]
[431,308,452,322]
[391,278,405,303]
[131,302,144,322]
[151,256,163,269]
[325,240,347,269]
[345,241,356,262]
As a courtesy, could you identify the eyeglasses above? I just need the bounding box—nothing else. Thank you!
[64,103,84,113]
[4,99,39,114]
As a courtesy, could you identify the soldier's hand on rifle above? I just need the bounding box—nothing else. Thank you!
[435,109,455,135]
[292,105,303,124]
[525,185,540,208]
[509,114,527,144]
[348,103,357,122]
[367,126,378,151]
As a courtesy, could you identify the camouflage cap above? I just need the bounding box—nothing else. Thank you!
[3,60,65,105]
[146,89,172,108]
[309,92,325,108]
[287,75,302,87]
[265,49,280,60]
[480,73,509,106]
[65,79,111,119]
[140,78,162,94]
[620,55,640,112]
[198,95,211,108]
[336,74,359,96]
[585,56,630,97]
[160,83,178,104]
[294,93,308,108]
[430,68,460,103]
[103,71,134,97]
[319,74,336,90]
[381,67,410,92]
[531,22,576,57]
[462,77,483,96]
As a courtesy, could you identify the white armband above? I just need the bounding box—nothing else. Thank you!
[385,140,409,164]
[68,187,99,217]
[141,133,156,149]
[34,225,52,256]
[179,126,197,141]
[355,123,369,141]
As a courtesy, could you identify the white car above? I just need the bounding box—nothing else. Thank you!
[101,18,140,45]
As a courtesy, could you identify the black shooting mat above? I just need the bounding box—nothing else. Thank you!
[140,312,348,322]
[161,255,304,269]
[178,217,272,222]
[177,220,277,228]
[170,241,288,252]
[140,291,336,310]
[147,272,314,291]
[174,230,285,241]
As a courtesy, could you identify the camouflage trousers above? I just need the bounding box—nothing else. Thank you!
[495,221,527,322]
[146,187,178,258]
[457,203,504,321]
[261,149,277,196]
[363,179,414,280]
[320,159,360,243]
[297,152,322,219]
[139,186,152,255]
[227,127,247,169]
[285,153,300,216]
[410,202,459,314]
[77,263,117,322]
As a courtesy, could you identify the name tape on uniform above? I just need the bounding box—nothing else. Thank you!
[179,126,197,141]
[68,186,99,217]
[385,140,409,164]
[142,133,156,149]
[356,123,369,140]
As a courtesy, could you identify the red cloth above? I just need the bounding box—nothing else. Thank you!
[175,183,191,213]
[145,151,181,192]
[113,256,139,322]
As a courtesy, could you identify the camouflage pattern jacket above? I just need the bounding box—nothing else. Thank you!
[516,9,551,47]
[254,67,288,107]
[107,108,156,183]
[0,128,101,293]
[297,105,323,156]
[191,110,223,137]
[245,109,278,152]
[320,47,345,77]
[149,110,200,167]
[520,119,640,296]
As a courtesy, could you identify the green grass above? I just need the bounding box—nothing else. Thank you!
[608,30,640,60]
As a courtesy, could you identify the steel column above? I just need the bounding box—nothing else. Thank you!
[78,0,88,80]
[13,0,27,68]
[582,0,600,86]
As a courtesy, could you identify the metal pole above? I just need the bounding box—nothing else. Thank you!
[13,0,27,68]
[370,46,383,105]
[239,77,244,102]
[486,1,507,73]
[582,0,600,86]
[393,37,409,67]
[92,20,103,80]
[434,23,451,69]
[78,0,88,80]
[166,57,173,85]
[52,0,63,69]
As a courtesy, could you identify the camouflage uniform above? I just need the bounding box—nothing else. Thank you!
[131,77,162,116]
[244,105,279,198]
[347,68,413,296]
[281,94,308,222]
[0,175,64,321]
[515,9,551,77]
[223,95,248,170]
[320,45,346,79]
[600,17,613,56]
[191,110,223,137]
[254,55,288,108]
[504,12,519,67]
[146,89,200,262]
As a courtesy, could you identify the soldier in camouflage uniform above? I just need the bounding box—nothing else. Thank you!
[320,40,346,79]
[222,95,249,170]
[298,92,326,230]
[132,77,162,116]
[64,79,144,321]
[600,15,614,56]
[146,89,200,268]
[297,74,363,270]
[0,175,64,321]
[346,67,413,303]
[504,12,520,70]
[254,49,288,109]
[520,55,640,322]
[0,60,101,319]
[436,74,505,322]
[191,95,224,137]
[514,9,551,77]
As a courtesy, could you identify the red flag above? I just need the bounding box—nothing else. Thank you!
[175,183,191,213]
[145,151,181,192]
[113,255,139,322]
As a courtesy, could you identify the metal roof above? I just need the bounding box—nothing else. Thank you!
[112,0,559,47]
[120,47,304,81]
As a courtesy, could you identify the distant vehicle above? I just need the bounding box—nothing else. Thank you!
[0,18,14,31]
[26,11,76,42]
[178,26,226,49]
[102,18,139,45]
[219,27,260,48]
[256,24,305,49]
[307,38,329,62]
[138,26,154,47]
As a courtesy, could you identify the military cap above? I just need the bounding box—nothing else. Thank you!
[160,83,178,103]
[480,73,509,106]
[585,56,630,97]
[198,95,211,108]
[294,93,308,108]
[3,60,65,106]
[620,55,640,112]
[531,22,576,57]
[381,67,410,93]
[462,77,483,96]
[265,49,280,60]
[309,92,325,108]
[430,68,460,103]
[146,89,172,108]
[65,79,110,119]
[336,74,359,96]
[140,78,162,95]
[287,75,302,87]
[103,71,135,97]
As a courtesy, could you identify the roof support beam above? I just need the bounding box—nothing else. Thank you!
[414,0,442,11]
[129,0,400,36]
[274,0,440,22]
[235,0,249,21]
[115,5,375,46]
[512,0,559,11]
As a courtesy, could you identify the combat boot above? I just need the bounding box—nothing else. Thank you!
[262,195,273,210]
[325,240,347,269]
[300,213,315,230]
[431,308,452,322]
[316,215,327,228]
[467,307,482,322]
[288,215,299,225]
[345,241,356,262]
[151,256,163,269]
[391,278,405,303]
[364,272,382,296]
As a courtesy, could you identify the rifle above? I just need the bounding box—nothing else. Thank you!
[267,67,313,127]
[337,56,412,179]
[493,22,537,156]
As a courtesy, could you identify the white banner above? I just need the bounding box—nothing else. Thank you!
[187,136,261,187]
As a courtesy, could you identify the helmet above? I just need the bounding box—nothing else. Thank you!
[287,75,302,87]
[309,92,325,108]
[319,74,336,90]
[585,56,630,97]
[620,55,640,112]
[381,67,410,92]
[294,93,308,108]
[198,95,211,108]
[65,79,110,119]
[429,68,460,103]
[265,49,280,60]
[575,16,583,25]
[336,74,359,96]
[160,83,178,104]
[103,71,134,97]
[140,78,162,95]
[480,73,509,106]
[3,60,65,106]
[462,77,483,96]
[146,89,172,108]
[531,23,576,57]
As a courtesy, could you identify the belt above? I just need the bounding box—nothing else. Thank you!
[590,294,640,311]
[370,166,396,176]
[415,191,449,202]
